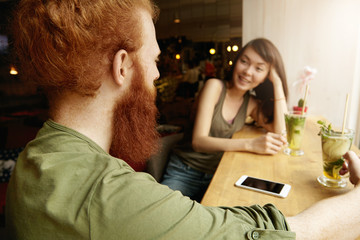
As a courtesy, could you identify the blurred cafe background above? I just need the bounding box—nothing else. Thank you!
[0,0,360,150]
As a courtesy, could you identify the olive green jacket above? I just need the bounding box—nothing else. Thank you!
[6,120,295,239]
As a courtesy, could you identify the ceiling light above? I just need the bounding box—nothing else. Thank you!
[227,46,232,52]
[209,48,216,55]
[10,66,18,75]
[174,11,181,23]
[232,45,239,52]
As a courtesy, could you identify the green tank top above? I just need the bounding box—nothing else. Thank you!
[173,83,250,173]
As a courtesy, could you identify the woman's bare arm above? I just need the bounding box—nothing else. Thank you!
[192,79,285,154]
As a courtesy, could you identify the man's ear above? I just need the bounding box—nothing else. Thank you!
[112,49,132,86]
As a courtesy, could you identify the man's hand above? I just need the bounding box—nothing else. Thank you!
[343,151,360,186]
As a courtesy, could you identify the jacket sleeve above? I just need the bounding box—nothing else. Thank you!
[88,165,295,240]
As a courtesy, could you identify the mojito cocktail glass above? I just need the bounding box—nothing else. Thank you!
[317,128,354,188]
[284,111,307,156]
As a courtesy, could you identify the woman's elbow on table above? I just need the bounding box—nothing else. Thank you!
[192,137,202,152]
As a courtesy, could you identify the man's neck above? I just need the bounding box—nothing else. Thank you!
[50,92,113,152]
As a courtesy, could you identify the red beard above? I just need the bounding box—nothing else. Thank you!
[109,63,160,168]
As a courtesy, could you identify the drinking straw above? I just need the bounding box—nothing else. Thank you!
[301,84,309,115]
[341,93,350,134]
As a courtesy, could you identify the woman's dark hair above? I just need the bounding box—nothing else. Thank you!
[227,38,288,123]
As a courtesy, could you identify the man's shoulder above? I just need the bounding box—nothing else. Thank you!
[17,119,135,189]
[30,119,107,154]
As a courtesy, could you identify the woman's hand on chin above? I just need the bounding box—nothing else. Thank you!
[268,66,281,85]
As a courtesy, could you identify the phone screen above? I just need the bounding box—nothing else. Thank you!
[241,176,285,194]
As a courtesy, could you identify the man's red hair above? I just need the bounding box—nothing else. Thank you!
[12,0,159,96]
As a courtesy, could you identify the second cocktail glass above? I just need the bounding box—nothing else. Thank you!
[317,128,354,188]
[284,111,307,156]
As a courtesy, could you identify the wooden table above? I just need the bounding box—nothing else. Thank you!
[201,115,360,217]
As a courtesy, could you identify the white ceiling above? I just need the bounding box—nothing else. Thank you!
[155,0,242,42]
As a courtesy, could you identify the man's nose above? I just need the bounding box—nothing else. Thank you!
[154,68,160,82]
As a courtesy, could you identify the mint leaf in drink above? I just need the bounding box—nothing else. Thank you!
[317,120,332,135]
[330,158,345,167]
[298,98,304,107]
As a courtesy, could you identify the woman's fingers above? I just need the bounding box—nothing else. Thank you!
[252,133,287,155]
[262,133,285,154]
[266,132,286,147]
[268,66,280,83]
